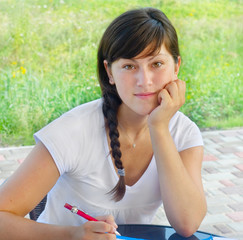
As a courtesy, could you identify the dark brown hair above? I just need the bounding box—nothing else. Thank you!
[97,7,180,201]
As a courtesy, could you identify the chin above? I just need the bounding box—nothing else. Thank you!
[135,105,158,116]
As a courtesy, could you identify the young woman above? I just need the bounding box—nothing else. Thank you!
[0,7,206,240]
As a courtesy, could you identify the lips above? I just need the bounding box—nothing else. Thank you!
[134,92,156,99]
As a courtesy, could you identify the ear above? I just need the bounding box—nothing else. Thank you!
[103,60,115,85]
[174,56,181,79]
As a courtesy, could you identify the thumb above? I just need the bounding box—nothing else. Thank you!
[158,88,170,105]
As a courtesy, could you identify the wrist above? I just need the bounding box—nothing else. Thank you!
[65,226,78,240]
[148,120,169,133]
[147,113,171,132]
[149,123,171,143]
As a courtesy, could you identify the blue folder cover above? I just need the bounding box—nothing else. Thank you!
[117,236,147,240]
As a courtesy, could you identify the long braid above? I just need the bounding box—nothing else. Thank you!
[98,8,180,201]
[102,92,125,201]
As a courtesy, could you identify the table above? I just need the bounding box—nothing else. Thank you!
[117,224,221,240]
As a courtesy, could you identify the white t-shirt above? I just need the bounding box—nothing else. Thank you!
[34,98,203,226]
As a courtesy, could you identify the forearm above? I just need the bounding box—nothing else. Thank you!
[149,127,206,236]
[0,211,73,240]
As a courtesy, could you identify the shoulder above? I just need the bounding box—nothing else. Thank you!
[33,98,105,175]
[169,111,194,128]
[44,98,104,131]
[34,98,104,152]
[169,111,203,151]
[63,98,103,122]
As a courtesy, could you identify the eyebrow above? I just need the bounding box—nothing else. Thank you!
[128,53,169,62]
[119,53,170,63]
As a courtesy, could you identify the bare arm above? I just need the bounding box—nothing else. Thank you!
[0,142,117,240]
[150,128,206,237]
[148,80,207,237]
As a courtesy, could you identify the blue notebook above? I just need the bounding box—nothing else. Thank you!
[117,236,147,240]
[117,235,237,240]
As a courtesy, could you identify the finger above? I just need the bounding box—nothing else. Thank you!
[82,222,117,240]
[102,233,117,240]
[96,215,118,229]
[158,88,171,105]
[92,221,117,234]
[175,79,186,92]
[91,232,116,240]
[175,79,186,103]
[164,81,178,99]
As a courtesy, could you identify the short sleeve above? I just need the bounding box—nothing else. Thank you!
[34,112,83,175]
[33,99,103,176]
[169,112,204,152]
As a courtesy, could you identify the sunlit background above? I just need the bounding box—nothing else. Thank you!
[0,0,242,145]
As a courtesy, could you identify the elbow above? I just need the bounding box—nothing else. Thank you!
[169,199,207,237]
[175,223,198,238]
[174,210,207,238]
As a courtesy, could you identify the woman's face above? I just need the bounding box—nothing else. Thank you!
[104,43,181,116]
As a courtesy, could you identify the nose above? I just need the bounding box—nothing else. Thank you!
[136,67,152,87]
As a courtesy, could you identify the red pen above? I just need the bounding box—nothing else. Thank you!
[64,203,121,236]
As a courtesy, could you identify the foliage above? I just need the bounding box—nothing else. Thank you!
[0,0,242,145]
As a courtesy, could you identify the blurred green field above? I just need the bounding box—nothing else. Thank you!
[0,0,242,146]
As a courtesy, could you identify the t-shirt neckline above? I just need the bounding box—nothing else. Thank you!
[103,123,154,190]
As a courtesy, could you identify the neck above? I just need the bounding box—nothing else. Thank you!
[117,104,148,136]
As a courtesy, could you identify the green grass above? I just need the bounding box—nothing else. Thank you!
[0,0,242,146]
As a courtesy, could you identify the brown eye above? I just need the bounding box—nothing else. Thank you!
[124,65,135,70]
[152,62,163,68]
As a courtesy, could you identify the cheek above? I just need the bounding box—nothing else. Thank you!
[155,69,174,87]
[115,84,126,96]
[113,72,134,90]
[113,80,130,99]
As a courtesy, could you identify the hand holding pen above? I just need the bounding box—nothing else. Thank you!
[64,203,121,237]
